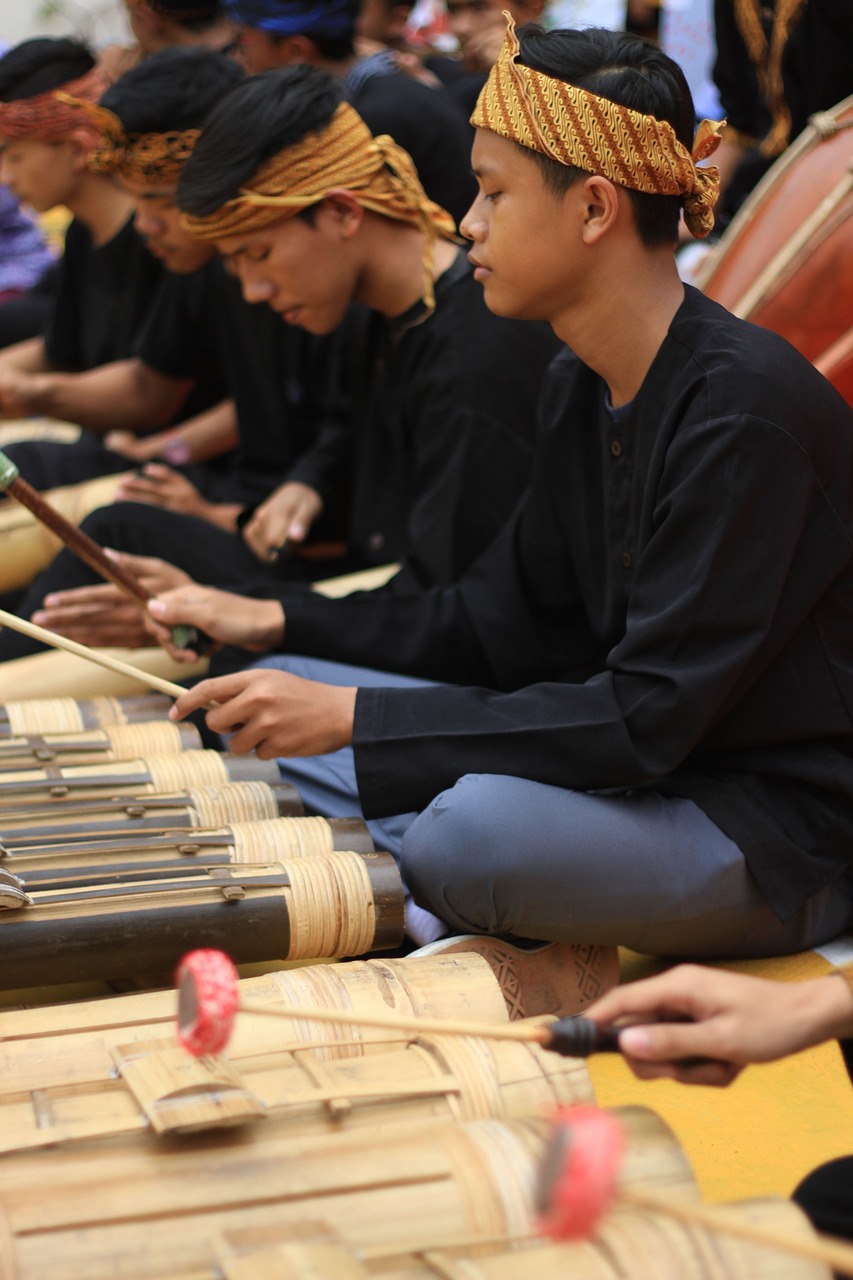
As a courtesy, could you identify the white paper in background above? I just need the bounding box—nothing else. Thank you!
[547,0,627,33]
[659,0,723,121]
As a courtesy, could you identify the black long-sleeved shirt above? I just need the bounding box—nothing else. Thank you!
[283,287,853,922]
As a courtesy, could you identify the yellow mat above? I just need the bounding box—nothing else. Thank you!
[589,947,853,1203]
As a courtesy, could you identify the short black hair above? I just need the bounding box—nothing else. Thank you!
[177,64,341,216]
[148,0,225,32]
[515,24,696,247]
[100,47,244,133]
[0,38,95,101]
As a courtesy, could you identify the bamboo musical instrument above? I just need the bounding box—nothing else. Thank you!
[0,448,203,651]
[0,606,192,700]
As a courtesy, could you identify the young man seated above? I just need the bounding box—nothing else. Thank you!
[0,39,164,393]
[160,19,853,961]
[24,67,557,663]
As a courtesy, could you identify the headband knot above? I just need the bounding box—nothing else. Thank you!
[471,15,725,239]
[0,66,111,163]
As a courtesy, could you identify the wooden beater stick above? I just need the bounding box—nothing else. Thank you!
[0,449,202,650]
[0,606,191,701]
[621,1187,853,1279]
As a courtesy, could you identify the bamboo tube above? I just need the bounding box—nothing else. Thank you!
[0,953,514,1098]
[0,749,278,807]
[5,815,373,872]
[0,1021,593,1153]
[0,780,303,844]
[0,1109,692,1280]
[0,418,82,447]
[0,719,201,768]
[0,849,404,987]
[0,693,173,735]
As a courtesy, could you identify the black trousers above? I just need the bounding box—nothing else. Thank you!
[0,501,342,663]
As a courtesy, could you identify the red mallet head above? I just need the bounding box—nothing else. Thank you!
[536,1105,625,1240]
[176,948,240,1057]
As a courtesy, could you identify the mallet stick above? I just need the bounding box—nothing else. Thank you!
[0,449,202,650]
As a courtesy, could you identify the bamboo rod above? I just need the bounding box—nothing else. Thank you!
[0,607,189,701]
[237,996,553,1044]
[623,1186,853,1279]
[0,448,203,650]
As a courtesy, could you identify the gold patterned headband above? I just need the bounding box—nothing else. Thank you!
[54,96,200,184]
[180,101,458,311]
[471,15,725,239]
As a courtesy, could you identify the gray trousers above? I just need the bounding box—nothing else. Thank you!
[258,654,853,959]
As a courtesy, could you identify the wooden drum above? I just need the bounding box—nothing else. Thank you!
[815,325,853,406]
[698,97,853,360]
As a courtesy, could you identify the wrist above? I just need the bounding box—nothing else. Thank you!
[252,600,286,650]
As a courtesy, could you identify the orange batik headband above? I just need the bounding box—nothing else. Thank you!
[0,66,111,163]
[180,100,458,311]
[52,96,200,185]
[471,15,725,239]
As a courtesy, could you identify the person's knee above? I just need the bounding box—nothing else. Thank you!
[401,774,512,932]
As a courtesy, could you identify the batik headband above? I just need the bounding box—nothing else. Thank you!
[50,97,200,185]
[471,14,725,239]
[181,100,457,311]
[0,65,111,161]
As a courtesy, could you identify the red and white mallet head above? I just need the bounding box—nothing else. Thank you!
[536,1105,625,1239]
[176,948,240,1057]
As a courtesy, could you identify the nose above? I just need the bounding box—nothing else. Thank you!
[236,263,275,305]
[459,194,487,242]
[134,205,165,238]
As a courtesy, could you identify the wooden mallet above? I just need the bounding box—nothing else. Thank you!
[0,448,206,653]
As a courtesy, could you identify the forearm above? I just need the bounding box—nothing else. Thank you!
[0,337,51,374]
[22,359,194,432]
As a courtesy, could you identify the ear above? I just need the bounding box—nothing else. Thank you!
[579,174,620,245]
[285,33,325,64]
[318,189,365,239]
[64,135,91,176]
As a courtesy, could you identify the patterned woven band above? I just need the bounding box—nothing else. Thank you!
[72,99,201,185]
[0,66,111,161]
[471,15,725,239]
[181,100,458,310]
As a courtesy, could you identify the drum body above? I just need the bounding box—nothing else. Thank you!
[699,97,853,361]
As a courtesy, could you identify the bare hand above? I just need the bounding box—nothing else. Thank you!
[242,482,324,563]
[104,430,167,463]
[147,584,285,660]
[31,552,191,649]
[585,964,853,1087]
[170,667,357,759]
[115,463,208,518]
[0,367,46,419]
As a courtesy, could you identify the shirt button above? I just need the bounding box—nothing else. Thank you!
[610,439,623,457]
[368,532,385,552]
[621,550,632,569]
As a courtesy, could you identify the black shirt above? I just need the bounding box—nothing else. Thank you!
[282,287,853,922]
[251,251,560,597]
[44,216,164,372]
[138,259,351,511]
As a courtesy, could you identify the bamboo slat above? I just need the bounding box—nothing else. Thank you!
[4,816,373,871]
[0,719,201,768]
[0,693,174,735]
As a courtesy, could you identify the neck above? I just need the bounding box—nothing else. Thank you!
[356,218,458,318]
[67,173,135,247]
[551,246,685,407]
[151,19,237,50]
